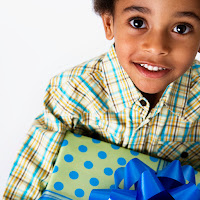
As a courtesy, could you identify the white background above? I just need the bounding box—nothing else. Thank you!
[1,0,200,198]
[0,0,113,197]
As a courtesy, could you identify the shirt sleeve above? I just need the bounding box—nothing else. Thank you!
[3,80,70,200]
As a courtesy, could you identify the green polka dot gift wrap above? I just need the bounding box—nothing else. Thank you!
[40,131,200,200]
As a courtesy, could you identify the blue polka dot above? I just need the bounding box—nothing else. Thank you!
[78,145,88,152]
[150,156,159,162]
[54,182,64,191]
[61,140,68,147]
[90,178,99,186]
[84,161,93,169]
[69,171,79,179]
[74,133,82,137]
[111,144,120,150]
[110,184,115,189]
[53,166,59,173]
[64,154,73,162]
[92,138,101,144]
[117,157,127,166]
[197,183,200,190]
[130,150,139,156]
[98,151,107,159]
[104,167,113,176]
[75,189,85,198]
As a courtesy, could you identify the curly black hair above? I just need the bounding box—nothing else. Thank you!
[93,0,116,15]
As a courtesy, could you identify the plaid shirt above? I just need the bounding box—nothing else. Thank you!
[3,45,200,199]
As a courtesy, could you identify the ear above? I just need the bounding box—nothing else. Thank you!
[101,13,114,40]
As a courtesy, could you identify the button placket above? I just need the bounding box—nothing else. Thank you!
[140,99,147,107]
[137,98,149,120]
[128,100,154,150]
[181,151,189,158]
[138,98,149,108]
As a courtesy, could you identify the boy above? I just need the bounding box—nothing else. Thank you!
[3,0,200,199]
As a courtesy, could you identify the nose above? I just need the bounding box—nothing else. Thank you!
[141,29,170,56]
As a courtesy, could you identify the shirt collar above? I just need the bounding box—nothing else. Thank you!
[161,61,200,122]
[162,69,191,117]
[101,45,200,122]
[101,44,142,112]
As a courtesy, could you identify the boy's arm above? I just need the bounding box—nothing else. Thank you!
[3,80,69,200]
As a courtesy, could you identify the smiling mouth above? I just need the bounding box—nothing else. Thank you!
[139,63,166,71]
[134,62,170,78]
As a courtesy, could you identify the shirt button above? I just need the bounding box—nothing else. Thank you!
[181,151,188,158]
[140,99,147,106]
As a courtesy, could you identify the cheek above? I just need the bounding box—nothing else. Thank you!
[115,45,129,65]
[175,50,197,72]
[171,40,198,74]
[179,39,199,61]
[115,40,138,65]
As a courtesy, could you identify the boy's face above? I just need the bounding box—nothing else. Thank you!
[102,0,200,97]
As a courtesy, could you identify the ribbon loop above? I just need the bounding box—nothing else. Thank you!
[124,158,155,190]
[89,189,111,200]
[137,170,168,200]
[89,159,200,200]
[169,182,200,200]
[114,167,125,189]
[182,165,196,184]
[110,189,137,200]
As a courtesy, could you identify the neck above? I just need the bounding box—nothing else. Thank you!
[141,92,163,110]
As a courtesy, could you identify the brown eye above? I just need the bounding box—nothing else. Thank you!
[173,24,191,34]
[130,18,146,29]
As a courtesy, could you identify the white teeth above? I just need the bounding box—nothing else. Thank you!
[152,66,158,71]
[148,65,153,71]
[140,64,166,71]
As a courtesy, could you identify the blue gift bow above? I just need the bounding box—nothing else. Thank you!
[89,158,200,200]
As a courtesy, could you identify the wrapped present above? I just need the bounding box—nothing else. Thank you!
[40,131,200,200]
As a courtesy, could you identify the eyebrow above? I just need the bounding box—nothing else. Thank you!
[123,6,200,23]
[123,6,151,14]
[174,11,200,23]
